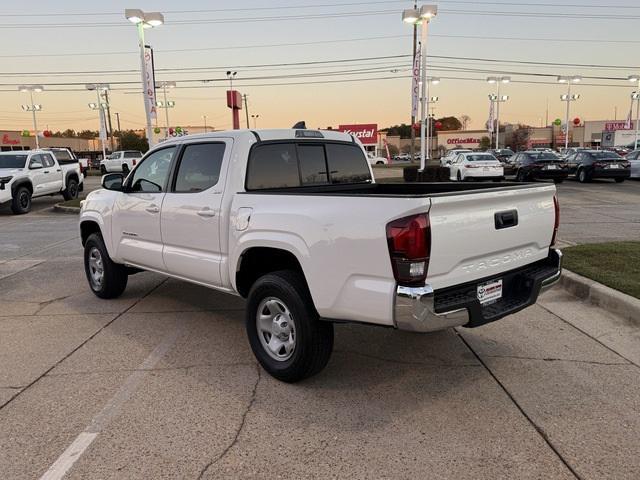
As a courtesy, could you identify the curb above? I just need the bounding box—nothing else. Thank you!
[52,204,80,214]
[560,269,640,326]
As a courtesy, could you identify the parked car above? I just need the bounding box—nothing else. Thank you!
[565,150,631,183]
[506,151,569,184]
[558,147,587,159]
[624,150,640,179]
[440,149,472,167]
[393,153,412,162]
[0,150,84,214]
[606,147,630,157]
[79,128,562,382]
[100,150,144,174]
[43,147,89,176]
[367,153,389,165]
[487,148,514,162]
[448,152,504,181]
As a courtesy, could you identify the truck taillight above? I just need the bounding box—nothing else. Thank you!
[551,194,559,246]
[132,159,137,166]
[386,213,431,286]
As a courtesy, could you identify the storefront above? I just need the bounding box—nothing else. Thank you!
[437,130,490,151]
[0,130,99,156]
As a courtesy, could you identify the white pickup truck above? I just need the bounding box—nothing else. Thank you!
[0,150,83,214]
[100,150,143,174]
[79,129,562,382]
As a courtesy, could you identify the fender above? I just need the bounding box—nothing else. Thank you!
[230,231,311,293]
[65,171,79,189]
[11,178,33,196]
[79,211,115,257]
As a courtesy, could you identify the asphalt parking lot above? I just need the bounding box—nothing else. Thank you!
[1,175,639,479]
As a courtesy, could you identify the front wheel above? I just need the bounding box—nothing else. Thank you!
[62,178,79,200]
[246,270,334,383]
[457,171,463,182]
[122,164,129,174]
[515,170,526,182]
[614,178,625,183]
[100,165,107,174]
[84,233,128,299]
[554,178,564,184]
[11,186,32,214]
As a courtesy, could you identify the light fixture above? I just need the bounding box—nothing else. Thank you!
[402,8,420,24]
[85,83,110,92]
[558,75,582,84]
[145,12,164,27]
[158,81,176,88]
[429,77,440,85]
[125,8,144,24]
[18,85,44,92]
[419,5,438,19]
[429,96,439,102]
[628,75,640,83]
[632,92,640,100]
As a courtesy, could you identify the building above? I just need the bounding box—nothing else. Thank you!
[437,130,491,151]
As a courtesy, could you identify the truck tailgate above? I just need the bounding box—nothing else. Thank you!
[427,184,556,289]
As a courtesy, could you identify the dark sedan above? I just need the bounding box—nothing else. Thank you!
[565,150,631,183]
[487,148,515,162]
[505,151,569,183]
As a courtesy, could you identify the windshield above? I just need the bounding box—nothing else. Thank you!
[107,153,119,159]
[466,154,496,162]
[0,155,27,169]
[497,149,514,156]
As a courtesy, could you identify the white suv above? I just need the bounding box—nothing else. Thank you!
[100,150,143,174]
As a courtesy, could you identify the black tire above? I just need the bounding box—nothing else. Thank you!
[100,165,107,174]
[246,270,334,383]
[578,168,590,183]
[515,169,526,182]
[457,171,463,182]
[84,233,128,299]
[554,178,564,184]
[11,186,31,214]
[122,164,129,174]
[614,178,625,183]
[62,178,79,200]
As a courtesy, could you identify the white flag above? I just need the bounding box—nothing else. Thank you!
[625,98,633,129]
[411,45,421,118]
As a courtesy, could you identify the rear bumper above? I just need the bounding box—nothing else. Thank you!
[394,248,562,333]
[591,168,630,179]
[532,170,569,180]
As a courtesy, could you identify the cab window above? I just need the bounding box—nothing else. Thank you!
[173,143,225,193]
[129,147,176,193]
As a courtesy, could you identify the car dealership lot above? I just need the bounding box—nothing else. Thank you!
[1,178,639,479]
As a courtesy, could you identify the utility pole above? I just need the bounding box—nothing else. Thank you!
[114,112,121,149]
[103,90,115,152]
[409,0,417,163]
[243,94,250,128]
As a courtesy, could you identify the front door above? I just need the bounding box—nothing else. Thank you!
[112,146,177,271]
[40,153,63,193]
[28,154,48,196]
[161,140,230,286]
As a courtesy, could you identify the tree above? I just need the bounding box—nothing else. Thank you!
[459,115,471,131]
[61,128,76,138]
[381,124,412,139]
[511,127,530,151]
[479,136,491,150]
[401,144,411,154]
[77,129,98,139]
[435,116,462,131]
[119,130,149,152]
[387,144,399,156]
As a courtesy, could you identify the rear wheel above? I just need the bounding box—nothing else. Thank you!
[84,233,128,299]
[578,168,590,183]
[62,178,79,200]
[515,169,526,182]
[122,164,129,174]
[11,186,31,214]
[246,270,333,383]
[100,165,107,174]
[457,171,463,182]
[614,178,625,183]
[554,178,564,184]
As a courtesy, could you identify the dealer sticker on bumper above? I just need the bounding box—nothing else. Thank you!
[477,279,503,305]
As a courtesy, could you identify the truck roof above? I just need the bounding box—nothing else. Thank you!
[158,129,356,146]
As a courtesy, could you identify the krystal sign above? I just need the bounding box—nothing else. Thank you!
[337,124,378,145]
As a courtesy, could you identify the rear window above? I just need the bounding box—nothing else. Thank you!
[174,143,224,193]
[124,151,142,158]
[246,141,371,190]
[591,151,621,160]
[532,152,559,161]
[466,154,496,162]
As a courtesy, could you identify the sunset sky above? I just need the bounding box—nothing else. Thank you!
[1,0,639,134]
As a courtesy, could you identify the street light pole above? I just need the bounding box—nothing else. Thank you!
[558,75,581,150]
[251,114,260,129]
[487,76,510,149]
[203,115,207,133]
[629,75,640,149]
[125,9,164,149]
[29,91,39,149]
[19,85,44,149]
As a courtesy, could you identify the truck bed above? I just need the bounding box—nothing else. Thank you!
[240,181,539,197]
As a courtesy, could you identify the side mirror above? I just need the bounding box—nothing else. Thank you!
[446,161,451,165]
[102,173,124,191]
[29,161,43,170]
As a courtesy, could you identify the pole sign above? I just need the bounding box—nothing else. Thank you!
[338,124,378,145]
[99,109,107,141]
[411,45,421,118]
[144,45,157,120]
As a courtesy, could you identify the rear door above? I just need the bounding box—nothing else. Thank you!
[427,184,556,289]
[112,146,177,270]
[160,140,230,286]
[40,153,63,193]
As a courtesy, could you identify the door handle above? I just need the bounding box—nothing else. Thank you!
[56,169,61,172]
[495,210,518,230]
[145,204,160,214]
[44,170,50,173]
[197,208,216,218]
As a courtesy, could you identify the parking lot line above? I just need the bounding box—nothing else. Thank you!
[39,327,181,480]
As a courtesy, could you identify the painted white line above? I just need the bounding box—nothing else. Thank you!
[39,329,181,480]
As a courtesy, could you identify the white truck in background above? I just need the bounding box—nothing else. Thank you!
[0,150,83,214]
[100,150,143,174]
[79,128,562,382]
